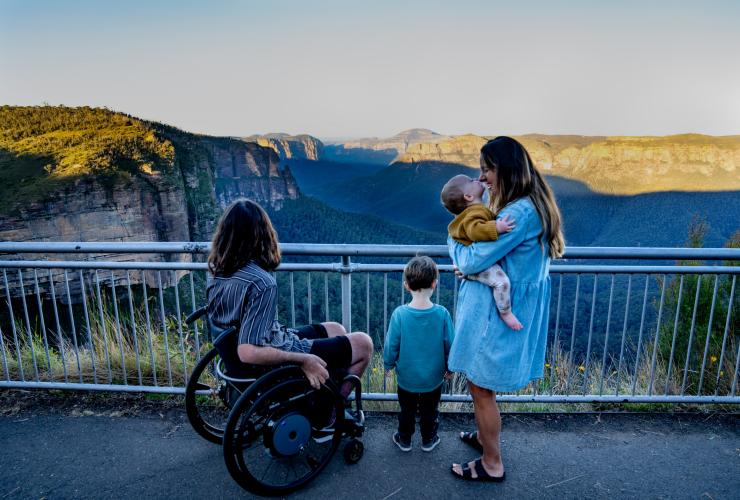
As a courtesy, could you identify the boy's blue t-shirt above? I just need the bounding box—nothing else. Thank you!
[382,304,455,393]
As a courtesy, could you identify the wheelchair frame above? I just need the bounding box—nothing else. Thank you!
[184,306,365,496]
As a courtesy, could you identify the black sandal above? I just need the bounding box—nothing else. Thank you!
[450,458,505,482]
[459,431,484,453]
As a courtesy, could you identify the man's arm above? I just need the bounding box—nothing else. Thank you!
[238,343,329,389]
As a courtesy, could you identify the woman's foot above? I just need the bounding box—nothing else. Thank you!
[500,311,523,331]
[451,457,505,482]
[459,431,483,453]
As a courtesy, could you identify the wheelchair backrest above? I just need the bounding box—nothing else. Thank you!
[208,316,272,380]
[186,305,280,381]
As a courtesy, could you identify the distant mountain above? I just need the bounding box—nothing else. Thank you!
[396,133,740,195]
[274,131,740,248]
[243,133,324,161]
[0,106,298,246]
[397,134,487,169]
[323,128,449,165]
[3,109,737,250]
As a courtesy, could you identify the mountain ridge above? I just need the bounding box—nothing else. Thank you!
[392,133,740,195]
[0,106,298,248]
[243,133,324,161]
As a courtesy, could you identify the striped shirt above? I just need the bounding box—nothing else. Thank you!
[206,262,312,353]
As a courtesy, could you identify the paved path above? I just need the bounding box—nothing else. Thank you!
[1,408,738,499]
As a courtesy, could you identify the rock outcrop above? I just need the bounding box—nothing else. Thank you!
[0,107,300,286]
[325,128,449,163]
[398,134,488,168]
[395,133,740,194]
[243,133,324,161]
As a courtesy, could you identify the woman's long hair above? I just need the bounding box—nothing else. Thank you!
[481,137,565,258]
[207,199,281,276]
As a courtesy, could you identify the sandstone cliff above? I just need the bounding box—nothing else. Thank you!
[325,128,449,163]
[243,133,324,161]
[396,133,740,194]
[398,134,488,168]
[0,106,299,281]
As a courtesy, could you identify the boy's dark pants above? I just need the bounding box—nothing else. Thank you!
[397,385,442,441]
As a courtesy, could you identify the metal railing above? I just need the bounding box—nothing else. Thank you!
[0,242,737,405]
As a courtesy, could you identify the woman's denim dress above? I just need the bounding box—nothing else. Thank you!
[448,197,552,392]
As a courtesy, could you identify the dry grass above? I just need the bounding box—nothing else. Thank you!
[2,296,201,387]
[3,302,737,414]
[367,340,738,413]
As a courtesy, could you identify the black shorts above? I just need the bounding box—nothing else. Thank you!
[294,324,352,370]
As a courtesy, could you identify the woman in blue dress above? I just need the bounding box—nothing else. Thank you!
[449,136,564,482]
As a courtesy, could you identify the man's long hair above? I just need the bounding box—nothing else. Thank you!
[481,137,565,258]
[207,199,281,276]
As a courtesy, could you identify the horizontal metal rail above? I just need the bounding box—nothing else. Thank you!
[1,242,738,260]
[0,382,736,405]
[0,260,737,275]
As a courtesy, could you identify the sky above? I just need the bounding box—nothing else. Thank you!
[1,0,739,138]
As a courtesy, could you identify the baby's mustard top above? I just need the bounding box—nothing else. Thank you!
[447,204,499,246]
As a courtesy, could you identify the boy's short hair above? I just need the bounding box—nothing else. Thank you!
[440,175,468,215]
[404,256,439,291]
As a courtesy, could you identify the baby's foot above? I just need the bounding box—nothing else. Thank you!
[501,311,523,331]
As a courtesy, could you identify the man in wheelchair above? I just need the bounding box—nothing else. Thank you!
[186,200,372,494]
[206,199,373,414]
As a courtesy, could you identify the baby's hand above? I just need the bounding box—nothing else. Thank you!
[496,214,516,234]
[444,370,453,380]
[453,265,466,280]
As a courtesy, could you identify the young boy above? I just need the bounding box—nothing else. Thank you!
[383,256,454,452]
[440,174,523,330]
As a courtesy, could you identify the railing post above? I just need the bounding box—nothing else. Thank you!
[341,255,351,332]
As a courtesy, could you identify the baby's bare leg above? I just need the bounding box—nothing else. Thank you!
[468,265,523,331]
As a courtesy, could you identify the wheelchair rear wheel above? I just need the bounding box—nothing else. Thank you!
[223,371,344,496]
[185,347,245,444]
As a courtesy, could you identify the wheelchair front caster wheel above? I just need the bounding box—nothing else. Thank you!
[343,438,364,464]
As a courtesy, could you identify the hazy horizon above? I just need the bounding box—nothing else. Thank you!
[2,0,739,138]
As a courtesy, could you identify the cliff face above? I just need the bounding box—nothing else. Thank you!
[208,139,299,206]
[325,128,449,163]
[0,107,299,273]
[0,178,190,243]
[396,133,740,194]
[243,133,324,161]
[523,135,740,194]
[398,134,488,168]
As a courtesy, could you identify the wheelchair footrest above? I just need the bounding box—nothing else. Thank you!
[341,409,365,438]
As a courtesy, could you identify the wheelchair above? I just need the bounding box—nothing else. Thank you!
[184,306,365,496]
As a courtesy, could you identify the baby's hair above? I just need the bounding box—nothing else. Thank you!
[440,175,469,215]
[404,256,439,291]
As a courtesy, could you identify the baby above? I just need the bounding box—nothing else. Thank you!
[440,174,523,331]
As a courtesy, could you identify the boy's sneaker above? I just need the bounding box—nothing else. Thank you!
[421,434,441,452]
[392,432,412,452]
